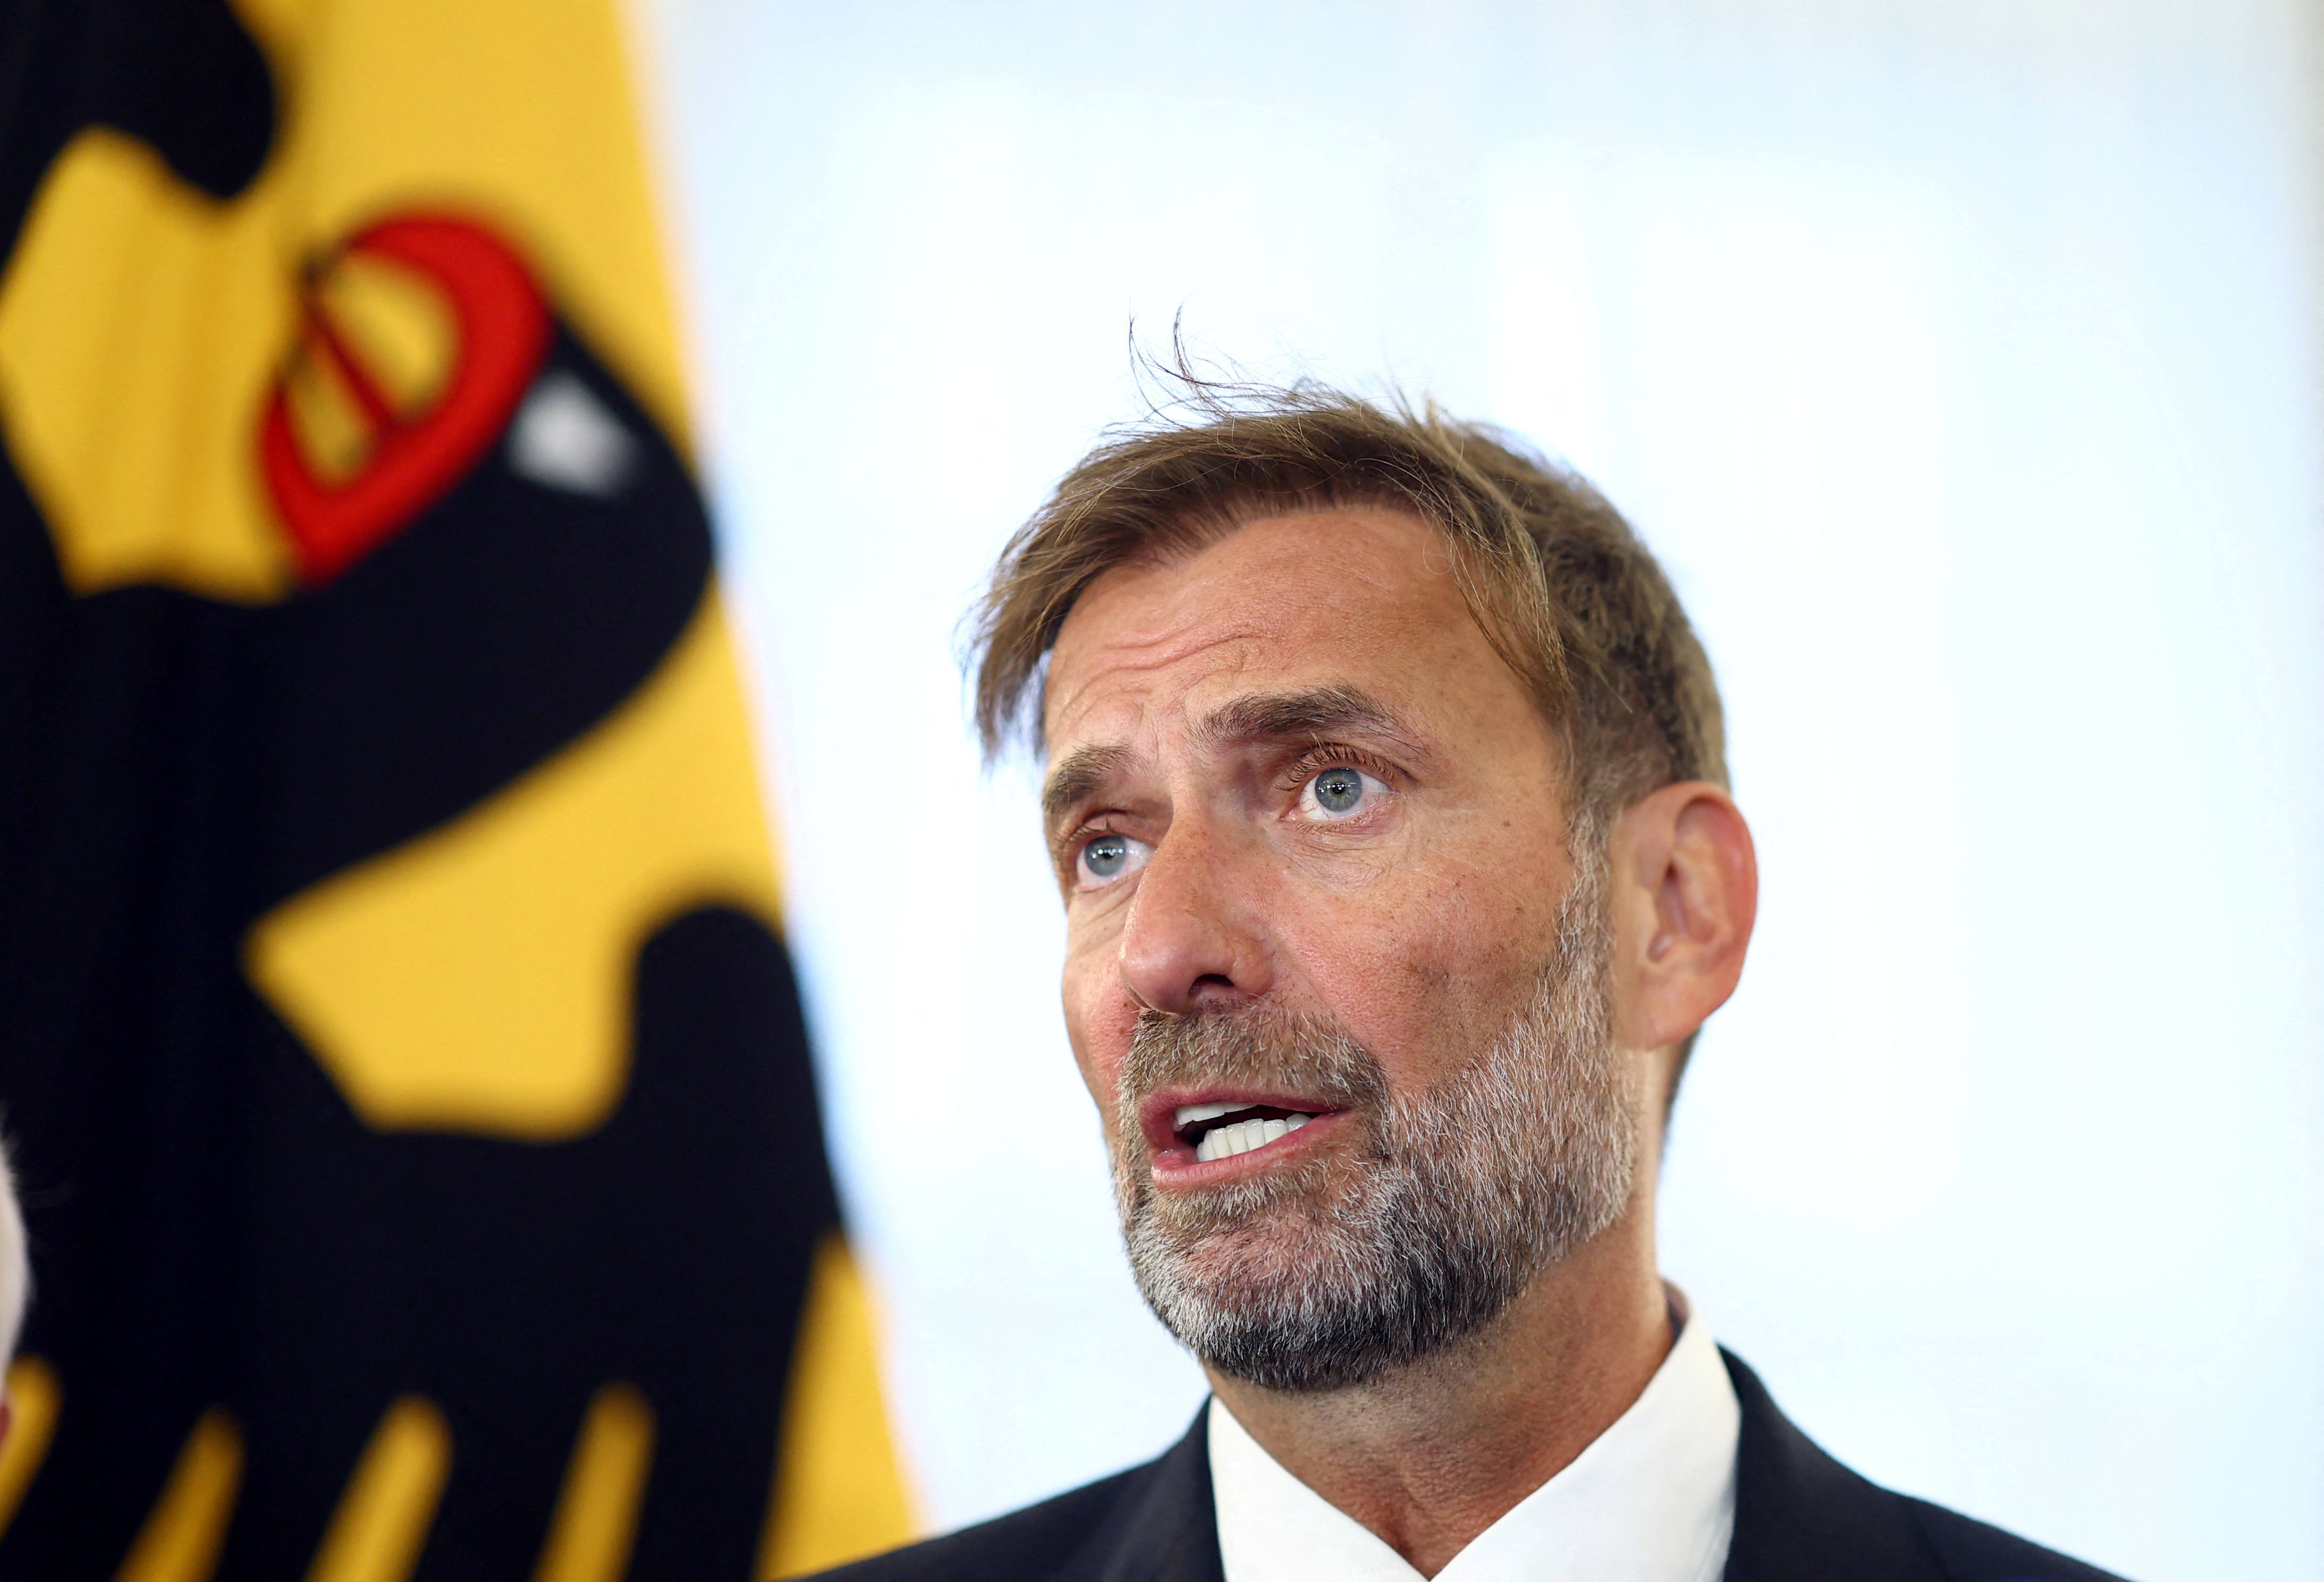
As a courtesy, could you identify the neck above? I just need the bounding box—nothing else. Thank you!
[1204,1204,1670,1578]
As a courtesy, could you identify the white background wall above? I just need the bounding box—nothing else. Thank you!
[632,4,2324,1578]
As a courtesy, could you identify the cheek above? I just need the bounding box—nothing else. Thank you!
[1280,857,1556,1054]
[1060,932,1135,1112]
[1274,900,1443,1043]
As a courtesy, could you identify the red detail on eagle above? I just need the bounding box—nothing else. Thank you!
[261,215,552,586]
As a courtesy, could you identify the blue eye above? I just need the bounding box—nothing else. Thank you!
[1302,764,1383,820]
[1314,768,1362,811]
[1077,831,1151,888]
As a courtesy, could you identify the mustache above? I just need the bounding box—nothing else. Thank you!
[1116,1003,1388,1131]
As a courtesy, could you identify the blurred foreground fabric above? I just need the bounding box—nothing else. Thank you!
[0,0,909,1576]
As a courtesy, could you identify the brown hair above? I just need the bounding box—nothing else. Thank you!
[970,378,1727,828]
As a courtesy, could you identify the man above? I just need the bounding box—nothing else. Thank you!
[822,386,2123,1581]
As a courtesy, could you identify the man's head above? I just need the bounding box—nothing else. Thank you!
[972,385,1755,1392]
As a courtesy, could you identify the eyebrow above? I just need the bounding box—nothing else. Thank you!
[1040,685,1426,838]
[1042,742,1134,835]
[1192,685,1423,756]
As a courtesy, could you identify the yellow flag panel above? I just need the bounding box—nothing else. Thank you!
[0,0,912,1576]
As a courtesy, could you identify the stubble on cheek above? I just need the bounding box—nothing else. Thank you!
[1118,1135,1401,1336]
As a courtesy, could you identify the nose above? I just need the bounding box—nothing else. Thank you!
[1115,820,1275,1015]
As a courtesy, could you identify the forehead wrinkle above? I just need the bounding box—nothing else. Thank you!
[1042,634,1273,786]
[1045,620,1270,727]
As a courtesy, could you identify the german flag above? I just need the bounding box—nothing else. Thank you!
[0,1,910,1578]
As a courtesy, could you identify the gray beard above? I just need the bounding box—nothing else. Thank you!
[1109,854,1635,1393]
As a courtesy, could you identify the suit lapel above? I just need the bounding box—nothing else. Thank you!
[1070,1410,1228,1582]
[1720,1350,1946,1582]
[1085,1357,1953,1582]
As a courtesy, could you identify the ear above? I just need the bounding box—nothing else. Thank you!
[1605,781,1757,1059]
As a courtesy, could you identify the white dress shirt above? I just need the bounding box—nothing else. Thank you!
[1207,1288,1740,1582]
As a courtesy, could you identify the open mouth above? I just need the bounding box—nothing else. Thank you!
[1172,1101,1319,1163]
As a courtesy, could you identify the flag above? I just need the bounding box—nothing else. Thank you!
[0,0,911,1577]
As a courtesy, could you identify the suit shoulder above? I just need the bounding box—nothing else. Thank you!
[1720,1348,2128,1582]
[1904,1496,2135,1582]
[802,1465,1147,1582]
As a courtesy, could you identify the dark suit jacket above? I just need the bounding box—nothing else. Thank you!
[814,1350,2129,1582]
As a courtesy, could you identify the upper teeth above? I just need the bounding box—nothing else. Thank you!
[1191,1113,1312,1163]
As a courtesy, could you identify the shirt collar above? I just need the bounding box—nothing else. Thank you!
[1207,1284,1740,1582]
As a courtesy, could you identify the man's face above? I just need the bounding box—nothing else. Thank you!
[1042,507,1640,1389]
